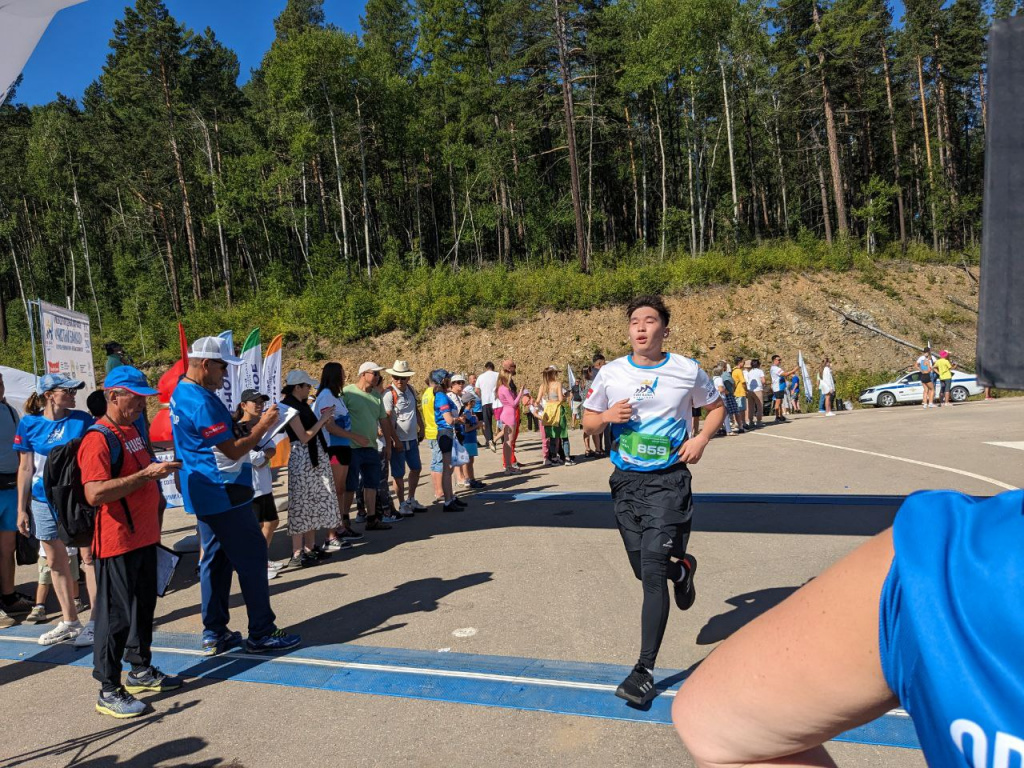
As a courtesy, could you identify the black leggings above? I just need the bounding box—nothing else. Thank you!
[482,404,495,446]
[626,549,683,669]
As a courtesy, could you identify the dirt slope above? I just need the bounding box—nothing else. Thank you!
[292,263,978,383]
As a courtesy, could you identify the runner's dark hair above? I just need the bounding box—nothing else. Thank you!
[484,361,495,371]
[626,295,670,326]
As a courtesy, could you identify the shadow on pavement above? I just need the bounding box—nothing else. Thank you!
[696,586,802,645]
[154,573,344,628]
[2,701,204,767]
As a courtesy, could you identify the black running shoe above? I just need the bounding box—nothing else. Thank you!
[674,554,698,611]
[442,502,461,512]
[615,663,656,706]
[452,497,468,508]
[364,518,392,531]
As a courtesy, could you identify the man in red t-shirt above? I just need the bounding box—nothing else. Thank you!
[79,366,182,719]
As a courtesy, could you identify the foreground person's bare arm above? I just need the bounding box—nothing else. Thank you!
[673,529,899,768]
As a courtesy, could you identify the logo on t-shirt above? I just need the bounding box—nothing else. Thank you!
[632,378,659,401]
[46,424,67,444]
[201,422,228,439]
[13,434,21,445]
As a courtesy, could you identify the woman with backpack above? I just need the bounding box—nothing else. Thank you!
[13,374,95,645]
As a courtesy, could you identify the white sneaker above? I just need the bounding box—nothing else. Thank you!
[73,621,95,647]
[398,502,415,518]
[268,567,279,581]
[409,499,428,511]
[268,560,287,571]
[825,412,836,417]
[39,620,82,646]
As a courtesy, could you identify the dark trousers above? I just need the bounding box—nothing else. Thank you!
[93,545,157,693]
[197,502,275,640]
[626,549,684,669]
[482,404,495,446]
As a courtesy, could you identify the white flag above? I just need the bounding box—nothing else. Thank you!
[215,330,239,411]
[567,364,576,391]
[239,329,261,394]
[262,334,284,404]
[798,351,814,402]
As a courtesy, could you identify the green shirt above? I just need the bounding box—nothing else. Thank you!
[343,384,386,444]
[105,354,124,374]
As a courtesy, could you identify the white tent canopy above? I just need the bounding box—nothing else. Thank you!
[0,365,35,415]
[0,0,86,106]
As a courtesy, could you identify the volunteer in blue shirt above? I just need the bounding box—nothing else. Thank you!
[14,373,93,645]
[583,295,724,706]
[673,489,1024,768]
[171,336,300,655]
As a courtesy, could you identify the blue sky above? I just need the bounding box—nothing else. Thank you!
[14,0,368,106]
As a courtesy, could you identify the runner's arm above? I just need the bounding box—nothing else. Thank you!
[672,529,899,768]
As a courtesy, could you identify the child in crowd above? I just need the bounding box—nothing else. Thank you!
[29,545,85,623]
[459,387,484,490]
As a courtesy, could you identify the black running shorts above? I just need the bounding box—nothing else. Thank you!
[609,463,693,559]
[253,493,279,523]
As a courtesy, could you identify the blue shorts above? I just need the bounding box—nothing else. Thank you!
[0,489,17,532]
[430,431,455,472]
[345,447,382,492]
[464,435,479,458]
[390,440,423,478]
[30,498,60,542]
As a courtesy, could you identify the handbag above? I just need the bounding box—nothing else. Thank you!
[451,438,470,468]
[15,531,39,566]
[541,401,562,427]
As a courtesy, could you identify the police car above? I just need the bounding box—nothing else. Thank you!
[858,370,984,407]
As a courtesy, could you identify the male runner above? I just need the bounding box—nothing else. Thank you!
[583,296,725,706]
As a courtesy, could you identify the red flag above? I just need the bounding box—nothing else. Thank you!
[178,322,189,366]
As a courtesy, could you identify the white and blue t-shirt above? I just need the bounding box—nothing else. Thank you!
[13,411,93,503]
[583,353,719,472]
[879,489,1024,765]
[170,381,252,516]
[315,389,352,447]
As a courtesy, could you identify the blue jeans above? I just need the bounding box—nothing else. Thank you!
[197,503,276,641]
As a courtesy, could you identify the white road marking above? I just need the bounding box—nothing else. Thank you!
[985,441,1024,452]
[452,627,478,638]
[758,434,1019,492]
[0,634,910,717]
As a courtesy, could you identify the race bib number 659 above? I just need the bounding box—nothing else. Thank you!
[618,431,673,462]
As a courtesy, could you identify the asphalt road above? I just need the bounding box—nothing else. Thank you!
[4,397,1020,767]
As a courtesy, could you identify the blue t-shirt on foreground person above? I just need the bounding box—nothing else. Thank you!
[170,379,253,516]
[879,489,1024,765]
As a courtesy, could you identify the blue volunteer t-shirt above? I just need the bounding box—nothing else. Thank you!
[434,390,455,433]
[170,380,252,516]
[464,410,478,436]
[13,411,93,503]
[879,490,1024,766]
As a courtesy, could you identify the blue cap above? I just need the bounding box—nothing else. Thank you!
[37,373,85,395]
[430,368,451,385]
[103,366,158,396]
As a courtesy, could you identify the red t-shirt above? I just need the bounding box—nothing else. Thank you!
[78,421,161,559]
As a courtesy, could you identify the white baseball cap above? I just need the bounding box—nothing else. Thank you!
[189,336,243,364]
[450,374,466,384]
[358,361,383,376]
[285,370,317,388]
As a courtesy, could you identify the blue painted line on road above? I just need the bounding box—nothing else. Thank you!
[0,627,919,750]
[477,491,986,506]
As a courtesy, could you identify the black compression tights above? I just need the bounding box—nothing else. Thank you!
[626,549,683,669]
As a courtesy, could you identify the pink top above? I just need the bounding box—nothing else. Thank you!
[496,385,522,426]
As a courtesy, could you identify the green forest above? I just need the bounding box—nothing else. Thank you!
[0,0,1010,366]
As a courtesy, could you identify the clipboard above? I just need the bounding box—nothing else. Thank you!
[257,405,297,450]
[156,544,181,598]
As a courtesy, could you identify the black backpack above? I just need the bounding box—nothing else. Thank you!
[43,423,133,547]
